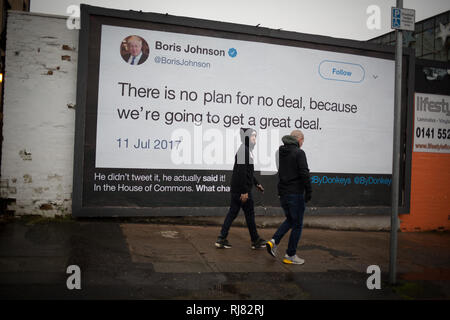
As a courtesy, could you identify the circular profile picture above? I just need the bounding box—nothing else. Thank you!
[120,35,149,66]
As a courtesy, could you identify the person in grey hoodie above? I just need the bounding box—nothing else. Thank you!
[215,128,266,250]
[266,130,312,264]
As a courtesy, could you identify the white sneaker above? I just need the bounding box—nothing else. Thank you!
[282,254,305,265]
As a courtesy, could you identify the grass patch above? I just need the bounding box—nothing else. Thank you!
[17,214,75,225]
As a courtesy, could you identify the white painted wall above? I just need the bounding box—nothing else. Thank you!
[1,11,78,216]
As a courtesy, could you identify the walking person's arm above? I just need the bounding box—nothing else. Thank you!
[235,163,250,202]
[254,176,264,193]
[235,145,254,202]
[297,150,312,202]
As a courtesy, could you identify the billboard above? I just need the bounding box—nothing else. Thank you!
[73,5,413,216]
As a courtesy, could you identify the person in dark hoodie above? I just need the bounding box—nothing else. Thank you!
[266,130,312,264]
[215,128,266,250]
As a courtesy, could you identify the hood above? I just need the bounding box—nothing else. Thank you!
[282,135,299,147]
[240,128,257,142]
[240,127,257,149]
[279,135,299,156]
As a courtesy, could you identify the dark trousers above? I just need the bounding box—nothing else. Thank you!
[220,192,259,242]
[272,194,305,257]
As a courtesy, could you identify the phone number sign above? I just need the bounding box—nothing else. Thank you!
[414,93,450,154]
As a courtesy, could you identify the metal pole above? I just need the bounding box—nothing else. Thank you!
[390,0,403,285]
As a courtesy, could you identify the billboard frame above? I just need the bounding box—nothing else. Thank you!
[73,4,414,217]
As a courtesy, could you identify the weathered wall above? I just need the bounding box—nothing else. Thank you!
[1,11,78,216]
[399,140,450,232]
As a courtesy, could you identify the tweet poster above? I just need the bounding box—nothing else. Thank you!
[74,9,399,216]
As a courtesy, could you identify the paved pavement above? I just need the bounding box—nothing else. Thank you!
[0,216,449,300]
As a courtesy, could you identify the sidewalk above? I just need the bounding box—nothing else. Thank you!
[0,216,448,299]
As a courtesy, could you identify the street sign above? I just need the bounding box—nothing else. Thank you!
[391,7,415,31]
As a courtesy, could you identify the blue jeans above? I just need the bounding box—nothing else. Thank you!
[220,192,259,242]
[273,194,305,257]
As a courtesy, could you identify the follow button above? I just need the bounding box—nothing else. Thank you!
[318,60,365,83]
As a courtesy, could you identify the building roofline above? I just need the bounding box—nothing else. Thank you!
[8,10,69,20]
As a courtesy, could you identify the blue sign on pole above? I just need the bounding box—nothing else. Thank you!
[392,8,401,28]
[391,7,415,31]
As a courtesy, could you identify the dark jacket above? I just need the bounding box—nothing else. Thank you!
[277,135,312,196]
[230,128,260,194]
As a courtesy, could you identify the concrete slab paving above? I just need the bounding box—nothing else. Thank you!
[0,217,448,300]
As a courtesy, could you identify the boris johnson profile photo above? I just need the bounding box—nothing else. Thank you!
[120,35,149,65]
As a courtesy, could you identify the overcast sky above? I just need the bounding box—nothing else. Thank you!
[30,0,450,41]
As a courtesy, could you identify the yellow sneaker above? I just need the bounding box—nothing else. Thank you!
[266,239,277,257]
[282,254,305,265]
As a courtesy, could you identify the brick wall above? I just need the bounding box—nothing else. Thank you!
[1,11,78,216]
